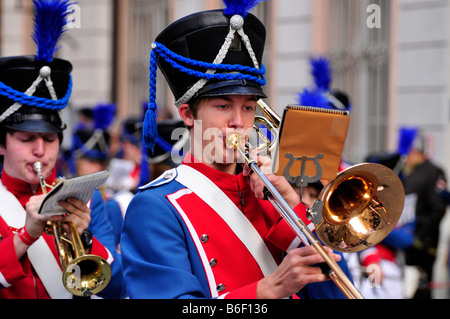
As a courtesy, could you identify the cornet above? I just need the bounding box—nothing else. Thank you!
[226,100,405,299]
[33,162,112,297]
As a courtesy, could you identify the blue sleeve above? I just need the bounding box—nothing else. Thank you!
[104,199,123,248]
[298,250,353,299]
[121,188,210,299]
[89,190,127,299]
[383,222,415,250]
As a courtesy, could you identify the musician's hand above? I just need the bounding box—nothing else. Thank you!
[243,153,300,209]
[256,245,341,299]
[57,198,91,236]
[25,194,53,238]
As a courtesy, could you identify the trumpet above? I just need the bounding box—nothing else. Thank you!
[226,100,405,299]
[33,162,112,297]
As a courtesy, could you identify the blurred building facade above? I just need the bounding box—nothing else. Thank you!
[0,0,449,173]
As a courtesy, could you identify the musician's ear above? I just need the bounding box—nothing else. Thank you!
[178,104,194,127]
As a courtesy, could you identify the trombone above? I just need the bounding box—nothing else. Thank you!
[33,162,112,297]
[226,100,405,299]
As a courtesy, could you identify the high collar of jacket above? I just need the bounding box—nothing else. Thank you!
[181,152,248,193]
[1,168,57,207]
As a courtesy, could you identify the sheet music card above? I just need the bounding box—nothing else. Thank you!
[38,170,110,216]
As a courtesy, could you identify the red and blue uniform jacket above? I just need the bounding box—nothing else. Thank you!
[121,153,352,299]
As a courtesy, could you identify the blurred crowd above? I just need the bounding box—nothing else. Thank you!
[56,102,189,253]
[60,87,450,299]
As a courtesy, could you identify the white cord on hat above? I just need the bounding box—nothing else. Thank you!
[174,14,261,107]
[0,66,65,128]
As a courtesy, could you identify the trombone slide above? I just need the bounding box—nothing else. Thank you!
[227,134,364,299]
[250,158,363,299]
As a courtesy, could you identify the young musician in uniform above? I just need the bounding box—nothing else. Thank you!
[0,0,125,299]
[121,0,352,299]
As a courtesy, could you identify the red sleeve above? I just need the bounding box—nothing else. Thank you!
[0,236,30,286]
[90,237,114,264]
[265,203,313,252]
[359,247,381,267]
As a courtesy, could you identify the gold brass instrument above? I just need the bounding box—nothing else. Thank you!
[33,162,112,297]
[226,100,405,299]
[251,100,281,153]
[312,163,405,253]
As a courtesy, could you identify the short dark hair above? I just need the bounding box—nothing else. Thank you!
[187,96,206,119]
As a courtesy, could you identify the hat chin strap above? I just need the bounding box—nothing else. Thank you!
[175,14,261,107]
[0,66,65,128]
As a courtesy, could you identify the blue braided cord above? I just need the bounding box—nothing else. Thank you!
[154,42,265,76]
[158,50,266,85]
[0,75,73,110]
[156,134,174,153]
[143,49,158,152]
[154,42,266,85]
[148,49,158,106]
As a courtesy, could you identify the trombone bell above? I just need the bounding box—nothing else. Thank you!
[312,163,405,253]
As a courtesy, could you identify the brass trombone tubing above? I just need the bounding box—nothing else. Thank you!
[257,100,281,127]
[227,134,364,299]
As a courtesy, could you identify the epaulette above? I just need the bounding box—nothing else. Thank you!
[139,168,177,190]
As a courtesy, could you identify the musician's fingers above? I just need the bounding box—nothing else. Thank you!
[58,198,90,214]
[58,198,91,234]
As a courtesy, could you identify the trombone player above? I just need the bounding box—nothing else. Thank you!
[0,0,125,299]
[121,0,352,299]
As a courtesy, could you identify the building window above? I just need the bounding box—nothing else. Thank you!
[115,0,169,119]
[325,0,390,163]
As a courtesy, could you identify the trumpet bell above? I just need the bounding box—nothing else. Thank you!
[314,163,405,253]
[63,255,112,297]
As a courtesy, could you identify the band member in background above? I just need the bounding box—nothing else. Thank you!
[400,127,447,299]
[0,0,125,299]
[121,0,352,299]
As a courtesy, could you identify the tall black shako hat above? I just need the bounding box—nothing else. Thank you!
[71,103,116,162]
[0,0,73,134]
[143,0,267,151]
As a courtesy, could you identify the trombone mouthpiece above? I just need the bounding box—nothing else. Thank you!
[226,133,242,150]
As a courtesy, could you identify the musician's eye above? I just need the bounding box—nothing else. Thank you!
[42,133,58,143]
[216,104,229,110]
[43,136,57,143]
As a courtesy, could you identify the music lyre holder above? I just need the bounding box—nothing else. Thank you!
[283,152,324,209]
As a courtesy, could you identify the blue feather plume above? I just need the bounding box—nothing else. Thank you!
[310,56,332,91]
[297,88,330,109]
[223,0,264,17]
[93,103,116,130]
[32,0,72,62]
[397,127,418,156]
